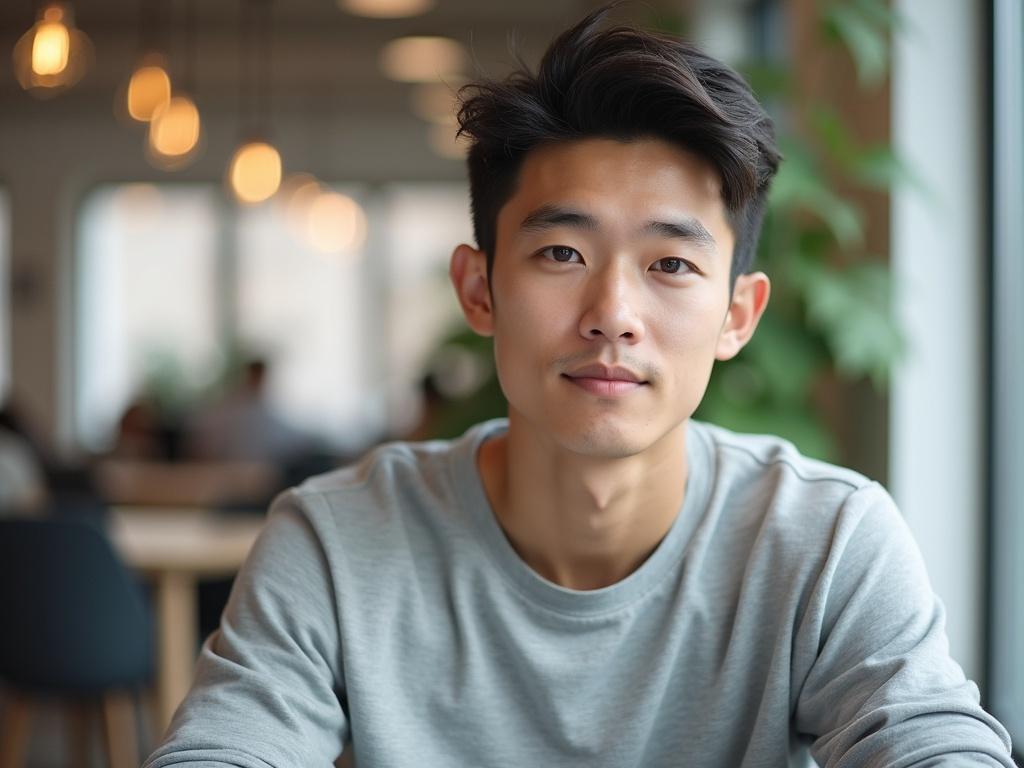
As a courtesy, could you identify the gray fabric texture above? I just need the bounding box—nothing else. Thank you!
[144,418,1014,767]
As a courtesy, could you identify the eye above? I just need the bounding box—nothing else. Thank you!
[540,245,582,264]
[650,257,695,275]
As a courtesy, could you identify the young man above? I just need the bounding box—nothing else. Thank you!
[145,7,1014,767]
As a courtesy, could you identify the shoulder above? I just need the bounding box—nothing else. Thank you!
[690,419,898,550]
[266,419,506,554]
[692,419,872,492]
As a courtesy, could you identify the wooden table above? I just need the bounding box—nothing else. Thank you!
[108,507,266,734]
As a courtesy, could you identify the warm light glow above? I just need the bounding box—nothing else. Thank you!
[338,0,434,18]
[427,122,470,160]
[148,95,201,161]
[410,82,461,125]
[112,183,164,217]
[380,36,466,83]
[127,58,171,122]
[307,192,367,254]
[32,8,70,76]
[13,3,93,96]
[229,142,283,204]
[277,174,323,237]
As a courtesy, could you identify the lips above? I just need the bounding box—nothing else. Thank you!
[563,363,646,384]
[561,363,648,397]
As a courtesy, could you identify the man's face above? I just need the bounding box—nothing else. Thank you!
[457,137,765,459]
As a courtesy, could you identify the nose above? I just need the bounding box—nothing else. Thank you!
[577,263,646,344]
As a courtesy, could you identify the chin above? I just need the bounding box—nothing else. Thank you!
[552,418,655,460]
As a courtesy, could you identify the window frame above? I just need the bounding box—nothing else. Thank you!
[986,0,1024,759]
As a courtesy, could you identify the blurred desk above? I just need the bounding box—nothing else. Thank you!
[95,459,280,508]
[108,507,266,734]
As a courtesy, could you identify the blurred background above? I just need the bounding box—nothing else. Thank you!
[0,0,1020,765]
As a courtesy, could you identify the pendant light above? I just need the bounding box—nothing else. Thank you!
[379,35,466,83]
[147,0,202,170]
[338,0,434,18]
[12,2,94,97]
[228,0,281,205]
[122,0,171,123]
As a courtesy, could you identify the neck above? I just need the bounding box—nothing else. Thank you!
[477,412,689,590]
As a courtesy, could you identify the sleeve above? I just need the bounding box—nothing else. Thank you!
[143,490,348,767]
[794,483,1015,768]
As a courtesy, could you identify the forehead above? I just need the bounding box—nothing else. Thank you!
[498,137,729,238]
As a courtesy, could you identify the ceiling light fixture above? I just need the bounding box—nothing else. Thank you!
[147,0,202,169]
[123,0,171,122]
[228,0,282,205]
[379,36,466,83]
[338,0,434,19]
[12,3,94,97]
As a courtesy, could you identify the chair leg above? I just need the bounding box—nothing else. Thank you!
[140,685,160,751]
[0,694,33,768]
[100,692,138,768]
[68,700,94,768]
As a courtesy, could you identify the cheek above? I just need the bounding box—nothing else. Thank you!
[496,271,574,339]
[650,290,727,351]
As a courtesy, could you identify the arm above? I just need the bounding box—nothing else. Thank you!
[144,491,348,767]
[795,484,1014,767]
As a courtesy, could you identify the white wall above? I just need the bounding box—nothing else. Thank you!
[890,0,985,684]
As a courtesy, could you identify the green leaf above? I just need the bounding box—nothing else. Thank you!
[850,0,905,33]
[742,309,828,401]
[811,106,857,165]
[848,145,925,193]
[822,3,889,87]
[770,147,865,248]
[800,260,904,387]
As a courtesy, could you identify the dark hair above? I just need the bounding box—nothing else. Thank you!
[457,3,781,287]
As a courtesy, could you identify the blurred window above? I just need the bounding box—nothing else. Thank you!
[233,184,373,452]
[75,181,471,454]
[989,0,1024,753]
[75,184,222,452]
[379,183,473,431]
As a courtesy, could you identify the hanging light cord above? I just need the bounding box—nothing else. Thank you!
[239,0,273,141]
[257,0,273,140]
[183,0,198,96]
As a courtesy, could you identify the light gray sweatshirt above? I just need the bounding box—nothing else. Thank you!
[144,418,1014,767]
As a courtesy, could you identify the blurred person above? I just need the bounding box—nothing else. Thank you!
[145,6,1014,767]
[109,395,165,460]
[183,357,312,464]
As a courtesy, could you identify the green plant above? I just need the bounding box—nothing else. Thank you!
[696,0,909,459]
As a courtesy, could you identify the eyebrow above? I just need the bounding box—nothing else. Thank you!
[520,204,599,232]
[519,204,717,251]
[641,219,717,250]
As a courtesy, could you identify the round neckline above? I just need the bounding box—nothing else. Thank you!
[449,418,713,618]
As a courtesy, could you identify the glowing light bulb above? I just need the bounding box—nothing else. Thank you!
[13,3,93,96]
[380,36,466,83]
[307,192,367,254]
[229,142,283,204]
[338,0,434,17]
[276,174,323,238]
[32,7,70,75]
[127,57,171,122]
[148,95,202,168]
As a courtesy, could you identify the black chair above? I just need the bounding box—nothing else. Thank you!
[0,517,153,768]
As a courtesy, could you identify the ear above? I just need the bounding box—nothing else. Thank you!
[715,271,771,361]
[449,243,494,337]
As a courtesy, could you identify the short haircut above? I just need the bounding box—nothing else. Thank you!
[457,3,782,288]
